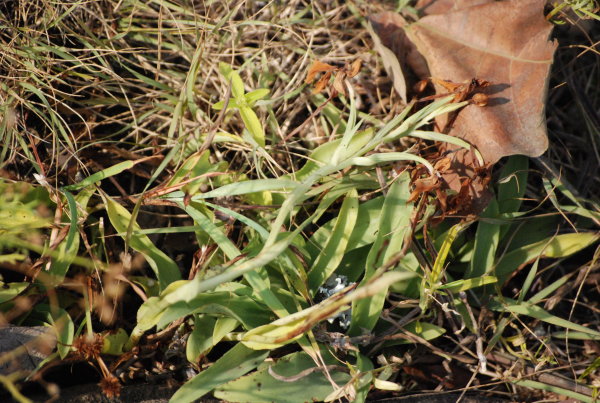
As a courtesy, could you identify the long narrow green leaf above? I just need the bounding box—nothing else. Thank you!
[489,297,600,337]
[187,179,298,200]
[183,202,287,316]
[495,232,600,280]
[214,350,351,403]
[515,380,594,403]
[239,105,265,147]
[62,160,135,191]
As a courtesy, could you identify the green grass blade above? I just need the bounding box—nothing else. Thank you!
[185,179,298,201]
[489,297,600,337]
[494,232,600,280]
[514,380,595,403]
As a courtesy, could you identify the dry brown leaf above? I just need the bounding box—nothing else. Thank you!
[305,59,362,96]
[370,0,556,163]
[305,60,336,84]
[313,72,332,94]
[408,174,439,203]
[406,0,557,163]
[347,59,362,78]
[332,71,347,96]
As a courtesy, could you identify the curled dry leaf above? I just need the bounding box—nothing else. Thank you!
[305,60,336,85]
[305,59,363,97]
[348,59,362,78]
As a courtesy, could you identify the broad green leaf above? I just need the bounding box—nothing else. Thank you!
[183,202,287,316]
[214,350,351,403]
[101,193,181,290]
[184,202,240,259]
[170,343,268,403]
[42,305,74,359]
[354,353,375,403]
[500,215,560,252]
[307,196,383,259]
[166,150,210,187]
[128,235,298,347]
[102,328,129,356]
[186,315,222,362]
[147,291,273,331]
[307,188,359,292]
[494,232,600,280]
[212,98,239,110]
[218,62,245,99]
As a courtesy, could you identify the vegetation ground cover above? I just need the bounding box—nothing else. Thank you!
[0,0,599,402]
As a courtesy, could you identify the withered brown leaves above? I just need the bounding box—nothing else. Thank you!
[369,0,557,164]
[305,59,362,97]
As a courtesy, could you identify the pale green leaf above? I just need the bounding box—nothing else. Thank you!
[239,105,265,147]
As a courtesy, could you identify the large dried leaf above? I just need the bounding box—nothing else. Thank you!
[371,0,557,163]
